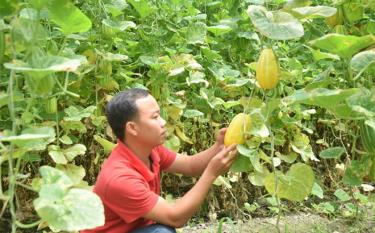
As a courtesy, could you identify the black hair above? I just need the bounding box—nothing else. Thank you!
[105,88,149,141]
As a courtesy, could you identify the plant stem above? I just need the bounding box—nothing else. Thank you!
[15,219,42,228]
[269,125,281,233]
[8,70,17,233]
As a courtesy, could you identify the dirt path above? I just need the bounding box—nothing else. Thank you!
[180,213,374,233]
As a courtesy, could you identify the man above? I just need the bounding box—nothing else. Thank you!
[82,88,237,233]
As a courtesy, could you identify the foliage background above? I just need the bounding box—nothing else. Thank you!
[0,0,374,232]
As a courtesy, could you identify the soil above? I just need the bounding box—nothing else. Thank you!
[180,212,375,233]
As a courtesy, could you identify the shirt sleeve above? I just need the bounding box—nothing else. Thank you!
[104,174,159,223]
[157,145,177,170]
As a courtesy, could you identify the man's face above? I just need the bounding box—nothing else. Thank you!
[131,95,167,147]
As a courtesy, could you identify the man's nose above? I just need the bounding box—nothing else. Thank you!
[160,117,166,127]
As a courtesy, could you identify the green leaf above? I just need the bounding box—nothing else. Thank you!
[183,109,204,118]
[48,144,86,164]
[0,133,51,142]
[247,5,304,40]
[350,49,375,74]
[39,166,74,190]
[230,154,253,172]
[305,67,333,90]
[164,134,180,152]
[311,182,324,199]
[94,135,115,154]
[64,144,86,161]
[102,19,136,32]
[309,34,375,59]
[34,188,104,232]
[56,164,86,186]
[213,176,232,188]
[11,18,47,44]
[291,6,336,19]
[284,88,359,110]
[187,71,208,87]
[59,135,73,145]
[186,22,207,44]
[207,25,232,36]
[34,166,104,231]
[307,47,340,61]
[343,159,369,186]
[334,189,351,202]
[264,163,314,201]
[291,132,316,162]
[283,0,312,9]
[0,0,19,18]
[48,0,92,34]
[319,147,345,159]
[104,0,128,17]
[98,50,129,62]
[237,145,263,172]
[248,112,269,138]
[127,0,156,18]
[248,169,270,186]
[4,56,85,78]
[1,126,55,150]
[342,2,363,23]
[346,89,375,118]
[276,152,298,163]
[315,202,335,214]
[48,145,68,164]
[64,105,96,121]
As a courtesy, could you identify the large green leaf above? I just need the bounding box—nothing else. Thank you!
[186,22,207,44]
[283,0,312,9]
[309,34,375,59]
[64,105,96,121]
[34,166,104,231]
[237,145,262,172]
[48,0,92,35]
[291,132,316,162]
[56,164,86,187]
[183,109,204,118]
[48,144,86,164]
[11,18,47,44]
[350,49,375,74]
[284,88,359,109]
[34,188,104,232]
[319,147,345,159]
[334,189,351,202]
[0,126,55,151]
[127,0,156,18]
[247,5,304,40]
[345,89,375,118]
[230,154,253,172]
[4,56,85,78]
[94,135,115,154]
[102,19,136,32]
[0,0,19,18]
[291,6,336,19]
[207,25,232,36]
[264,163,314,201]
[284,88,363,119]
[342,2,363,23]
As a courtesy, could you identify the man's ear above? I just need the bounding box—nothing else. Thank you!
[125,121,138,137]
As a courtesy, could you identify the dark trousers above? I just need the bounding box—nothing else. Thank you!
[130,224,176,233]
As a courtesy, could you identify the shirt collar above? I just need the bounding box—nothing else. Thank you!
[116,140,156,182]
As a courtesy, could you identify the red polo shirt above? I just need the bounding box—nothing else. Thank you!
[81,141,176,233]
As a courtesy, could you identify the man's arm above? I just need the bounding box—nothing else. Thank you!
[166,128,227,176]
[144,144,237,228]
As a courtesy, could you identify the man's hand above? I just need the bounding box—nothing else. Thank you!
[215,128,227,147]
[205,144,237,179]
[144,144,237,228]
